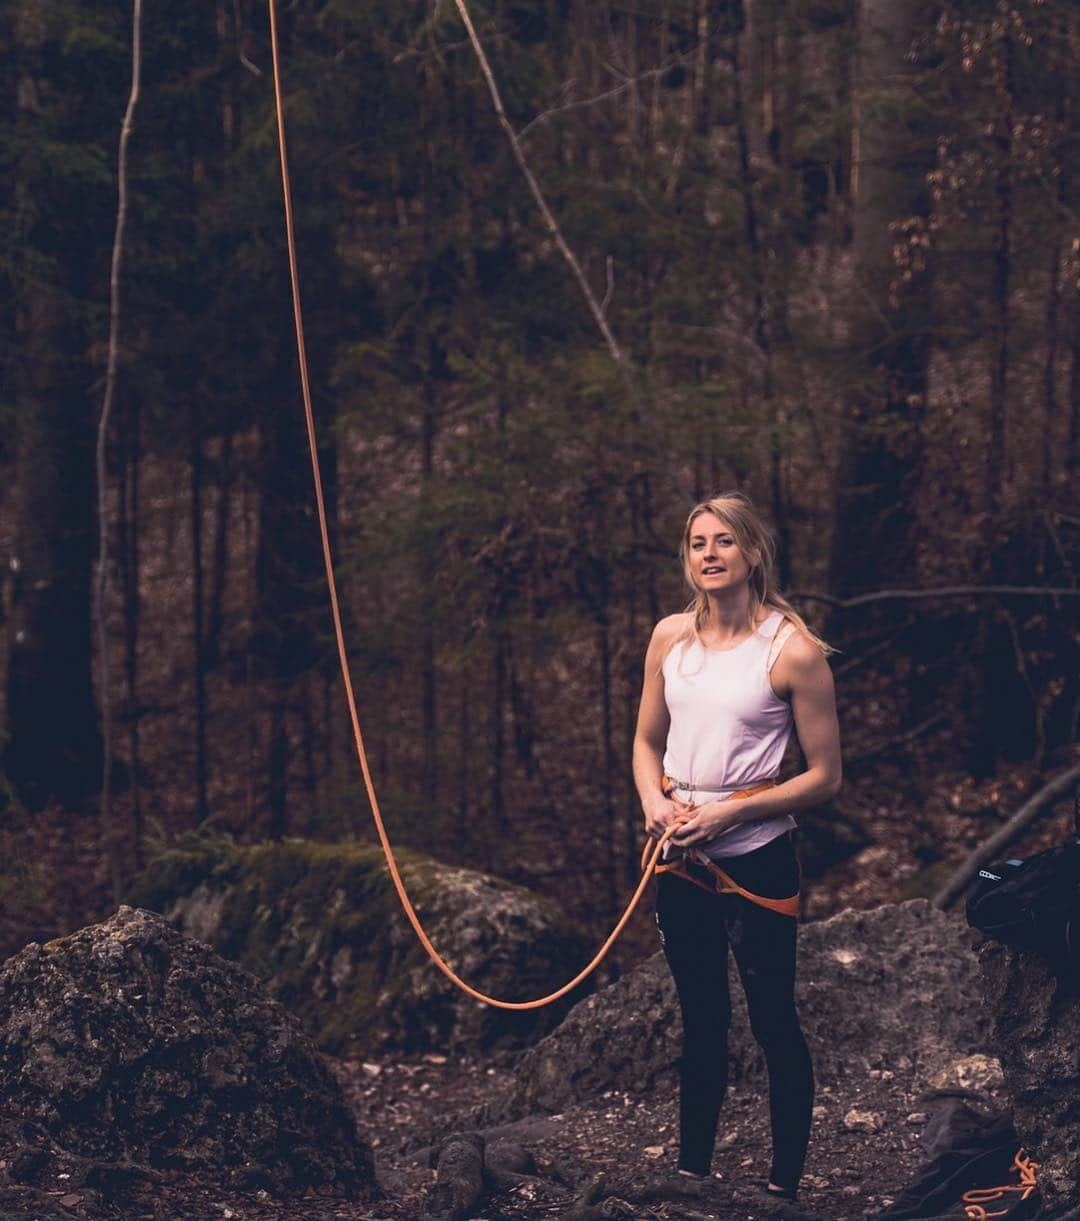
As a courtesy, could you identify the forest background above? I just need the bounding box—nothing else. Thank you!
[0,0,1077,967]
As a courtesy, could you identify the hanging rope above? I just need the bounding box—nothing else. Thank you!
[266,0,693,1010]
[266,2,782,1008]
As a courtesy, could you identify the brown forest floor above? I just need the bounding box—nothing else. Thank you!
[0,1040,1018,1219]
[0,746,1072,1219]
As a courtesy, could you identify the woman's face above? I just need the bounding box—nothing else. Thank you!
[686,512,754,592]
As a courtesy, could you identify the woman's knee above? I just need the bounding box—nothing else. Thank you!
[681,1001,733,1049]
[747,1006,806,1054]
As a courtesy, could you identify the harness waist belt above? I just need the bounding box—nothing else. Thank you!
[642,776,800,918]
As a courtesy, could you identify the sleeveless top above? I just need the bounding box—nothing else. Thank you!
[661,609,797,859]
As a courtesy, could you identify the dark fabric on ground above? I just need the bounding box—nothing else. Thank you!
[881,1092,1040,1220]
[966,840,1080,987]
[654,833,813,1191]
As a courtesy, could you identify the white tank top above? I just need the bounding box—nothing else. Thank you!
[662,609,797,858]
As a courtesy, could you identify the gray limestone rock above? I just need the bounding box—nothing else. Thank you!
[127,830,588,1055]
[0,906,375,1198]
[976,939,1080,1214]
[492,900,990,1121]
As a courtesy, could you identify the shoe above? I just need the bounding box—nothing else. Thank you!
[763,1181,798,1201]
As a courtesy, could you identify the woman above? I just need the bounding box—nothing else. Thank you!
[633,491,841,1203]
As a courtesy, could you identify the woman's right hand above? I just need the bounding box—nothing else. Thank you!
[643,797,684,840]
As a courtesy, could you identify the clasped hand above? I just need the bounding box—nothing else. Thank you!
[643,795,734,848]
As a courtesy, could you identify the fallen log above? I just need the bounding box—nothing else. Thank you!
[420,1133,485,1221]
[933,764,1080,911]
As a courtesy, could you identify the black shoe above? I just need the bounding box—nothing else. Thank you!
[749,1183,826,1221]
[641,1170,721,1202]
[763,1181,798,1201]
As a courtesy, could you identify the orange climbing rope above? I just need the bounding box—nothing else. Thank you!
[266,1,791,1010]
[960,1148,1038,1220]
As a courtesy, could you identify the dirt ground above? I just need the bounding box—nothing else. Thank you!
[1,1041,1021,1220]
[1,752,1067,1219]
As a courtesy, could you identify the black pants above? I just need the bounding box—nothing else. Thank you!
[655,833,814,1189]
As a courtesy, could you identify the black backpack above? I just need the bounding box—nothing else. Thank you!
[965,786,1080,983]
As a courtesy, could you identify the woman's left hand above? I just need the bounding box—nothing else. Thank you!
[668,799,736,848]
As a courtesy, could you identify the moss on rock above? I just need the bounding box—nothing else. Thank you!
[127,833,587,1056]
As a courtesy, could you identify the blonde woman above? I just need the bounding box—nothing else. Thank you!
[633,492,841,1203]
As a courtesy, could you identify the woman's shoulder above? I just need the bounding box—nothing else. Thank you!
[645,613,692,669]
[651,612,693,645]
[769,618,828,671]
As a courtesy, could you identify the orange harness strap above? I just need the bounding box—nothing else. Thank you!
[642,779,801,919]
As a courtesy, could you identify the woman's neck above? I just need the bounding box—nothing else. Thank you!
[700,591,758,644]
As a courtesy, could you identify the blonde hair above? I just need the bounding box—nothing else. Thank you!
[672,491,834,659]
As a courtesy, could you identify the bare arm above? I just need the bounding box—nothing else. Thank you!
[670,631,842,848]
[633,617,684,838]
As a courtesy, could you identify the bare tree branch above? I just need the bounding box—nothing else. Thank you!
[600,254,614,317]
[96,0,142,900]
[517,52,692,140]
[451,0,693,504]
[452,0,631,379]
[790,584,1080,608]
[233,0,262,76]
[845,711,948,768]
[933,761,1080,911]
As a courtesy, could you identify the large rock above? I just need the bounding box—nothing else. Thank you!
[976,940,1080,1214]
[493,900,990,1120]
[127,830,588,1054]
[0,906,374,1197]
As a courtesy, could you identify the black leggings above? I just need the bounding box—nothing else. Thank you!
[655,833,814,1189]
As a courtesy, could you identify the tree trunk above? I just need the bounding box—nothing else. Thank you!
[972,33,1028,773]
[733,6,791,580]
[457,662,471,832]
[827,0,934,602]
[420,345,440,811]
[253,364,335,835]
[490,626,507,867]
[203,431,234,670]
[597,610,617,920]
[5,5,100,808]
[986,35,1012,519]
[1069,284,1080,484]
[119,391,143,859]
[1042,231,1062,490]
[190,396,209,824]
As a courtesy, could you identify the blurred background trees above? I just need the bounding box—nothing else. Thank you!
[0,0,1076,946]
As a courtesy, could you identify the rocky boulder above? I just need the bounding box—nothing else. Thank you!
[492,899,990,1120]
[0,906,374,1198]
[975,940,1080,1215]
[127,830,588,1055]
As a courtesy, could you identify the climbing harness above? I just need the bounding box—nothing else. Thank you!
[267,0,794,1009]
[644,778,801,918]
[960,1148,1038,1220]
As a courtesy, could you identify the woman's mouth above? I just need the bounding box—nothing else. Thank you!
[702,566,726,575]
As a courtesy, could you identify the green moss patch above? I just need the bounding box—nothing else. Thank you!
[126,832,582,1056]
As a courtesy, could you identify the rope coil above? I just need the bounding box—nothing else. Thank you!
[961,1148,1038,1220]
